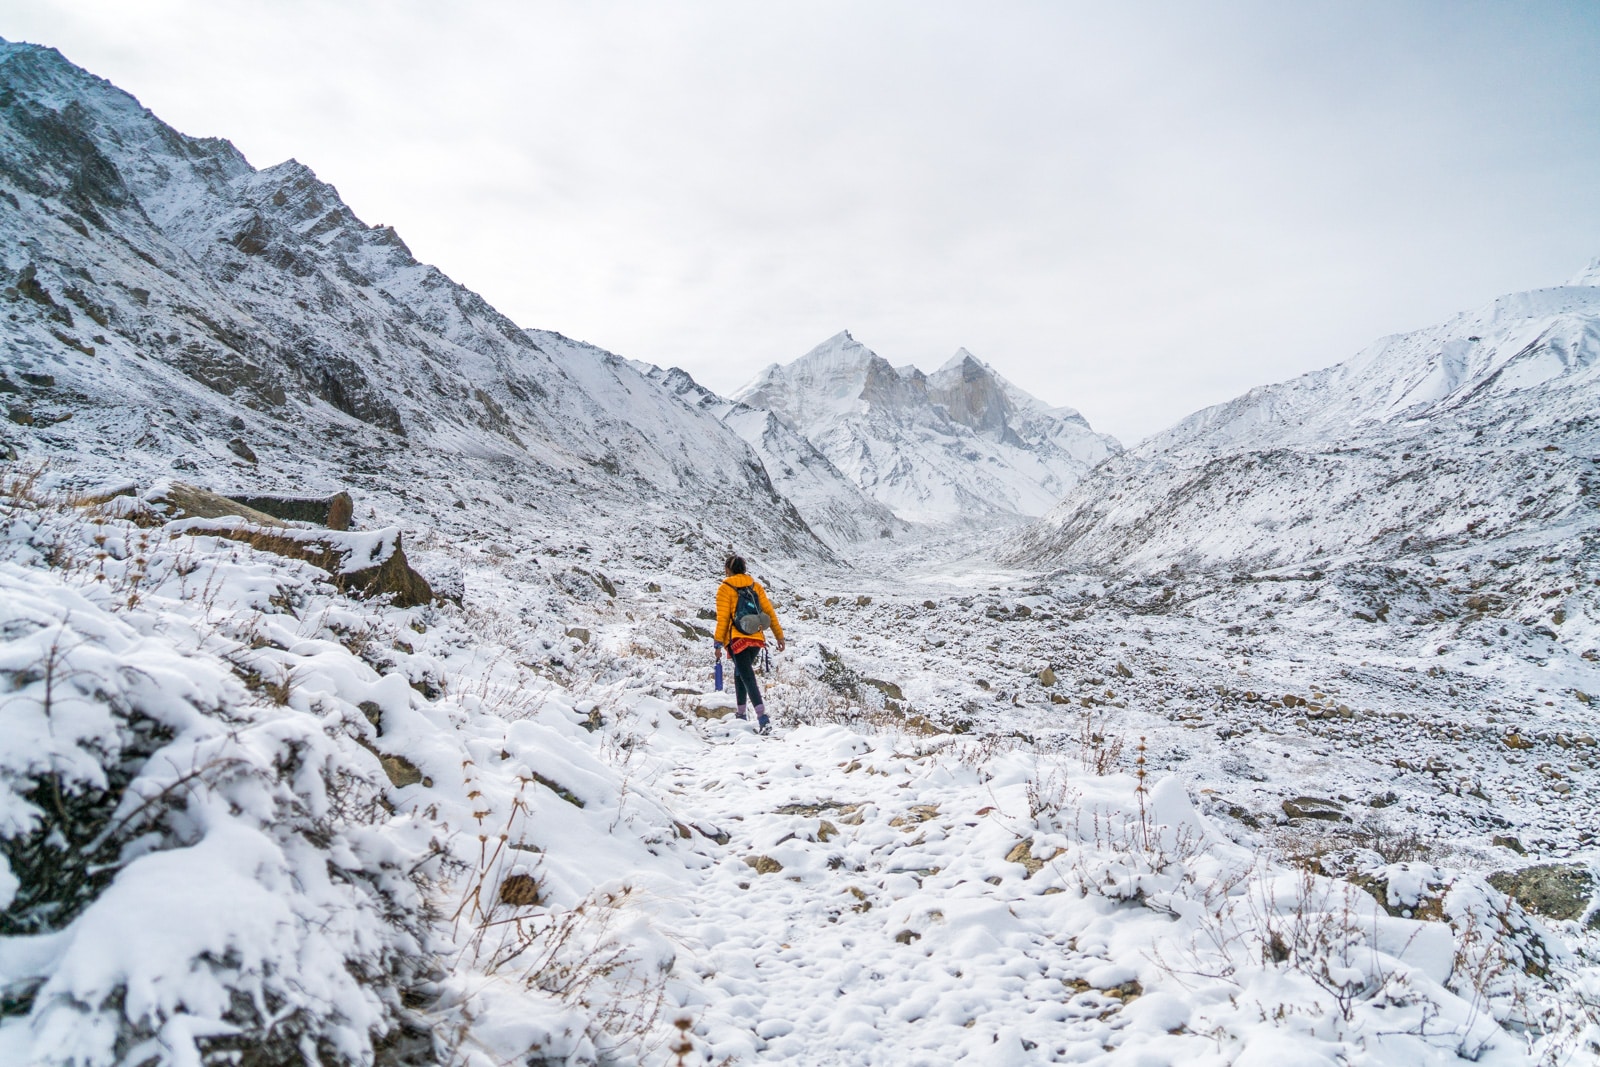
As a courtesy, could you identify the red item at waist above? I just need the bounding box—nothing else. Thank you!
[728,637,764,656]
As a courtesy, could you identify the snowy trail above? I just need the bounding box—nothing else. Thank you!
[656,719,1200,1066]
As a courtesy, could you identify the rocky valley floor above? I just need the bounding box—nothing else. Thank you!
[2,473,1598,1066]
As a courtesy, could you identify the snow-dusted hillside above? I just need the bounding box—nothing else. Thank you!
[0,39,829,562]
[1008,267,1600,576]
[736,331,1120,523]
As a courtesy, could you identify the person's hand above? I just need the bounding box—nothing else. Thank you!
[776,637,786,653]
[715,646,724,661]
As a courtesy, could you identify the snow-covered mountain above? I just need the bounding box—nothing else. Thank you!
[1007,266,1600,575]
[0,39,832,562]
[643,364,905,550]
[735,331,1120,523]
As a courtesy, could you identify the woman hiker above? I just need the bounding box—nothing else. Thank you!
[714,554,786,734]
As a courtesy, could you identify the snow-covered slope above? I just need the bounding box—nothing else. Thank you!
[0,39,826,561]
[735,332,1120,523]
[1008,268,1600,575]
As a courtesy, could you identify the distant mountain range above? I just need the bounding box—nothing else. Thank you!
[735,331,1120,523]
[3,34,1596,592]
[0,38,1114,559]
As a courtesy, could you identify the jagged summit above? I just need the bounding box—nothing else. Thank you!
[735,333,1119,522]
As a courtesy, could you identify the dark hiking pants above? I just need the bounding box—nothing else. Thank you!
[731,645,763,709]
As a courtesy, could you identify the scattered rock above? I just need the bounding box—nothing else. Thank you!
[817,820,839,842]
[824,596,840,606]
[497,873,542,907]
[226,436,258,464]
[1038,667,1057,687]
[693,704,736,720]
[1492,835,1526,855]
[379,753,426,789]
[358,700,383,732]
[1281,796,1347,822]
[1487,865,1598,926]
[922,600,937,610]
[7,404,35,426]
[1576,691,1592,706]
[745,855,784,875]
[888,804,941,828]
[1004,838,1061,877]
[1219,802,1262,829]
[863,677,904,701]
[893,929,921,944]
[668,617,713,641]
[1115,662,1132,679]
[646,582,661,593]
[530,771,585,808]
[1503,733,1535,750]
[566,627,591,645]
[856,595,872,606]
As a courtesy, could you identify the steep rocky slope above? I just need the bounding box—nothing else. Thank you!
[735,331,1120,522]
[0,39,826,562]
[1008,267,1600,578]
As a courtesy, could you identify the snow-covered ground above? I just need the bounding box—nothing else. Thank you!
[3,476,1597,1066]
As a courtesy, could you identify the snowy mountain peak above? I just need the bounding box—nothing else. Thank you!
[734,334,1119,522]
[1569,255,1600,287]
[935,347,983,375]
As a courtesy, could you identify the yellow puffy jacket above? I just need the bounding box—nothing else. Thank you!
[715,573,784,646]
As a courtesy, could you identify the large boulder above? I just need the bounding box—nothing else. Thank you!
[173,519,434,607]
[230,491,354,530]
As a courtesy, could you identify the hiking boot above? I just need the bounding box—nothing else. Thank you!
[757,716,771,735]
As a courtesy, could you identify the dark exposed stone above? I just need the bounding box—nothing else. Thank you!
[231,491,354,530]
[379,753,425,789]
[1281,796,1348,822]
[1488,864,1597,926]
[497,873,542,907]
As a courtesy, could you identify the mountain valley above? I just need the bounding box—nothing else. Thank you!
[2,37,1599,1067]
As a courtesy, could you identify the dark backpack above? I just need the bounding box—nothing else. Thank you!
[731,582,771,635]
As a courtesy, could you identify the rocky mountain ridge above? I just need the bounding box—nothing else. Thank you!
[1007,266,1600,579]
[735,331,1120,522]
[0,38,846,566]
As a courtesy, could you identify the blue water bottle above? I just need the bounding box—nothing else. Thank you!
[713,642,724,691]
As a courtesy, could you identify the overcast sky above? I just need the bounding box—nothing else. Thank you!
[4,2,1599,442]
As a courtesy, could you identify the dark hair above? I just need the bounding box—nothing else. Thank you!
[725,554,747,575]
